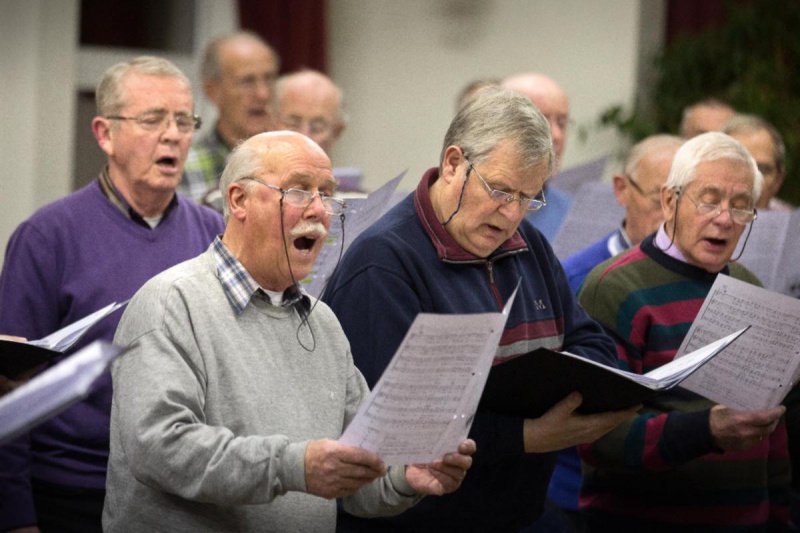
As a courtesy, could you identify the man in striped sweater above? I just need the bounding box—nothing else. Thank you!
[577,132,792,532]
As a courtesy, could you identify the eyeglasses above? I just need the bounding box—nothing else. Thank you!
[279,116,333,137]
[466,160,546,212]
[543,113,572,132]
[679,190,757,225]
[757,162,778,178]
[107,110,201,134]
[241,177,346,215]
[626,175,662,207]
[233,73,278,93]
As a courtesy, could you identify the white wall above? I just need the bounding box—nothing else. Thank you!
[0,0,661,267]
[0,0,78,267]
[327,0,652,192]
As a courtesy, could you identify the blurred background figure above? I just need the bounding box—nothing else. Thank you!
[275,69,364,194]
[180,31,280,207]
[503,72,573,241]
[679,98,735,139]
[723,113,791,211]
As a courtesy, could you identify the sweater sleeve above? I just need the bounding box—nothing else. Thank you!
[112,286,309,505]
[0,220,64,530]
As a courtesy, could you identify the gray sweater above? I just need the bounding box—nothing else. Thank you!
[104,247,418,532]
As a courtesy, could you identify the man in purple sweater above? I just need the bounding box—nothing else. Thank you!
[0,56,224,533]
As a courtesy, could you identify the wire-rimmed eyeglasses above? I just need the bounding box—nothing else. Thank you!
[679,189,757,225]
[106,110,201,134]
[240,177,346,215]
[466,160,546,212]
[625,175,662,208]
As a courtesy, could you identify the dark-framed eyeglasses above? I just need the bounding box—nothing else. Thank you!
[625,175,662,207]
[106,110,201,134]
[466,160,546,212]
[240,177,346,215]
[678,189,757,225]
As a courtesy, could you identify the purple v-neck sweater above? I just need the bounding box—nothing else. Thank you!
[0,180,224,530]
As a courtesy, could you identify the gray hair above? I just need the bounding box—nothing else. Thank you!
[95,56,190,117]
[218,140,264,222]
[201,30,279,82]
[665,131,763,200]
[722,113,786,173]
[624,134,684,181]
[441,86,554,175]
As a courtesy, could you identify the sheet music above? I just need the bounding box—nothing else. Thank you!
[302,172,406,297]
[554,155,608,195]
[551,181,624,260]
[676,274,800,410]
[340,288,518,464]
[736,209,800,297]
[29,301,127,352]
[0,341,123,445]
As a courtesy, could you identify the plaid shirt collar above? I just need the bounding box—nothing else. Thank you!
[212,236,307,315]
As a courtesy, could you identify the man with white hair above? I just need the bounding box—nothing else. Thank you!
[577,132,790,531]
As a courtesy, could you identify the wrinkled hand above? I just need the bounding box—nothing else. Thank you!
[405,439,476,496]
[709,404,784,452]
[523,392,640,453]
[305,439,386,499]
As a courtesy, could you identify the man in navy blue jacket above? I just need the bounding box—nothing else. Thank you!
[323,86,637,532]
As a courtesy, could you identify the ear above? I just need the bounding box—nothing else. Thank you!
[227,182,249,222]
[440,145,465,184]
[92,117,114,157]
[661,186,677,223]
[204,78,220,106]
[612,174,628,207]
[331,120,345,144]
[772,168,787,192]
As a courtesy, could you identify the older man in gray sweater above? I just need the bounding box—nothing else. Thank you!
[104,131,475,532]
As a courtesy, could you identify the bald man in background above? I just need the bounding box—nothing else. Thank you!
[679,98,735,139]
[275,69,365,194]
[180,31,280,205]
[502,73,573,241]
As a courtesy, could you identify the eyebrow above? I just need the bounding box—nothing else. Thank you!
[695,185,753,203]
[284,172,337,191]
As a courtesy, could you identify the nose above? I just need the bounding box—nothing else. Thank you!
[253,78,273,102]
[160,117,182,141]
[497,198,526,219]
[550,123,564,149]
[303,192,328,218]
[711,206,735,227]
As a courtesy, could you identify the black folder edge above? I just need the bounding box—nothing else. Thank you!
[0,341,60,379]
[479,328,748,418]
